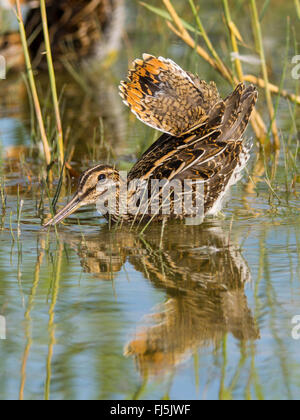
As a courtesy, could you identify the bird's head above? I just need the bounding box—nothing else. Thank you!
[43,165,121,227]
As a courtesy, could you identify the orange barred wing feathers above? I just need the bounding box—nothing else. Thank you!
[119,54,222,136]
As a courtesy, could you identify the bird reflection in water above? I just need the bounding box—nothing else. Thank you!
[63,221,260,378]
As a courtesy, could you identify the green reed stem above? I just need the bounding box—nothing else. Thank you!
[268,18,290,138]
[295,0,300,20]
[0,176,6,230]
[9,211,15,242]
[259,0,271,21]
[40,0,64,167]
[51,158,67,212]
[250,0,280,149]
[288,28,300,145]
[189,0,232,82]
[16,0,51,166]
[17,186,24,235]
[0,177,6,212]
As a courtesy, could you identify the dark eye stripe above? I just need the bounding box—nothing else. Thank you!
[80,166,103,188]
[80,166,110,188]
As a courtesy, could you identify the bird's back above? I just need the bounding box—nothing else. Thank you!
[120,55,258,219]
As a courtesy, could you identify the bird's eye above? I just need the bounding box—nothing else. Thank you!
[98,174,106,183]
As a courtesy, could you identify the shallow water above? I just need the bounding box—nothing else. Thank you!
[1,188,300,400]
[0,0,300,400]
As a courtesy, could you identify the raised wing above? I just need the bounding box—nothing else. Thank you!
[119,54,221,136]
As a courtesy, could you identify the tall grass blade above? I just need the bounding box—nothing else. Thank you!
[16,0,51,166]
[295,0,300,20]
[139,2,202,36]
[250,0,280,148]
[40,0,64,167]
[259,0,271,21]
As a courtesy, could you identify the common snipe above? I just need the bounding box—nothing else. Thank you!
[1,0,124,71]
[44,54,258,227]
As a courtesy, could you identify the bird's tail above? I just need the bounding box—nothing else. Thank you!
[219,83,258,142]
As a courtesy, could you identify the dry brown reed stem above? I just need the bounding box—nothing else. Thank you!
[222,0,267,143]
[166,21,228,79]
[159,0,299,147]
[163,1,266,141]
[244,75,300,105]
[167,15,300,108]
[166,19,266,140]
[163,2,217,70]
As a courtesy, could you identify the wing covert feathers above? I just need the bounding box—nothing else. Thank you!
[119,54,222,136]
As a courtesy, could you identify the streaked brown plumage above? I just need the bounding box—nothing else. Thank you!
[26,0,123,68]
[1,0,124,71]
[44,54,258,227]
[119,54,222,135]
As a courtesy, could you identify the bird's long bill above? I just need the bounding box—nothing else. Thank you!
[43,194,82,228]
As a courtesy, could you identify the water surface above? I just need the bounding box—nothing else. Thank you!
[0,0,300,400]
